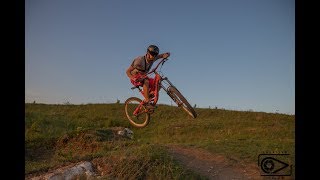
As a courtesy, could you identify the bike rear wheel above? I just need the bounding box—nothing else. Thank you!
[168,86,197,118]
[124,97,150,128]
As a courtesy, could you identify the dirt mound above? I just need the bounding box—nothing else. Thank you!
[55,127,130,158]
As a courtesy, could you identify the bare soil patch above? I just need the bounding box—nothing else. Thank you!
[166,144,263,179]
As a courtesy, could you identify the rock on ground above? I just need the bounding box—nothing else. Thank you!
[29,161,95,180]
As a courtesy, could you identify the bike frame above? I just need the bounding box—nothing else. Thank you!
[131,58,176,114]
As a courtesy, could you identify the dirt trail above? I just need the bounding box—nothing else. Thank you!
[27,144,294,180]
[166,145,263,180]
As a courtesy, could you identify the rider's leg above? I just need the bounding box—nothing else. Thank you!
[142,79,150,102]
[142,78,156,110]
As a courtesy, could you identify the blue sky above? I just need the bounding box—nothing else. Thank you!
[25,0,295,115]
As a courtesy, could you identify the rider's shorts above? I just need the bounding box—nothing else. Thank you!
[130,74,155,91]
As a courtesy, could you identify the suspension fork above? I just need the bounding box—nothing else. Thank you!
[160,77,175,92]
[160,77,182,106]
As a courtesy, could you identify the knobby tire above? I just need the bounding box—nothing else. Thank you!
[124,97,150,128]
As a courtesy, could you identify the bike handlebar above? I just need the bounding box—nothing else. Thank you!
[147,58,168,75]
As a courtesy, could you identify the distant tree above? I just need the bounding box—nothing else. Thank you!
[116,99,120,104]
[194,104,197,108]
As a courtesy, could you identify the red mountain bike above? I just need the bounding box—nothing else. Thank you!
[124,58,197,128]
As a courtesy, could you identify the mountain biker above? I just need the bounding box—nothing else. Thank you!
[126,45,170,108]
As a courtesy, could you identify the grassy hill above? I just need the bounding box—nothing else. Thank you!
[25,103,295,178]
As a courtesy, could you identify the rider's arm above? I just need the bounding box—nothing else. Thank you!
[126,65,135,79]
[126,65,146,80]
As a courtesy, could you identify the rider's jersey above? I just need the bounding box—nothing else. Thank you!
[130,55,160,76]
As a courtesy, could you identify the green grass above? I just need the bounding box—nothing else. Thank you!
[25,103,294,178]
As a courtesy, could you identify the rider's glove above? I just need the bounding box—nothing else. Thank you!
[163,52,170,59]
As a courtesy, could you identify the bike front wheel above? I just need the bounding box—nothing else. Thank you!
[124,97,150,128]
[168,86,197,118]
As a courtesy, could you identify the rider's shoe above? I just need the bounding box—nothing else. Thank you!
[145,104,156,114]
[142,100,155,110]
[145,103,155,110]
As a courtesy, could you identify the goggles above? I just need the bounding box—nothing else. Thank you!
[148,51,158,56]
